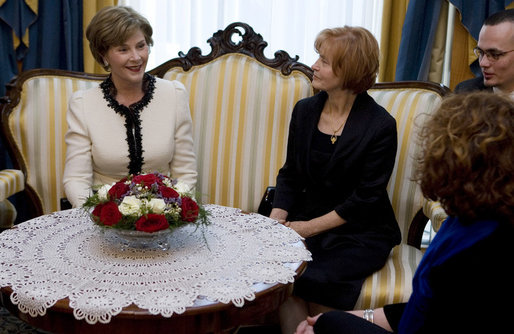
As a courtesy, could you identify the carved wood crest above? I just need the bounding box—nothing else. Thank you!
[150,22,313,79]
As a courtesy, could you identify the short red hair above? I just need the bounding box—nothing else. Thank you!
[314,26,379,94]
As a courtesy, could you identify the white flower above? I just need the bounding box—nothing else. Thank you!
[174,181,191,194]
[147,198,166,214]
[97,183,113,201]
[164,204,181,220]
[119,196,142,216]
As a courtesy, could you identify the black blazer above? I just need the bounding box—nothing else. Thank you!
[274,91,401,243]
[454,76,492,93]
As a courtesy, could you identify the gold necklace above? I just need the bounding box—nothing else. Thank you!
[330,121,346,144]
[330,113,348,144]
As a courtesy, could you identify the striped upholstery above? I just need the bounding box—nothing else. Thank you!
[355,244,423,308]
[371,87,443,243]
[423,199,447,231]
[163,54,313,212]
[6,75,101,214]
[0,169,24,228]
[354,85,446,309]
[0,169,24,201]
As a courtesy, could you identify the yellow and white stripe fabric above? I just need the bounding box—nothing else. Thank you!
[7,75,100,214]
[354,243,423,309]
[0,169,24,201]
[423,199,447,232]
[354,86,445,309]
[164,54,313,212]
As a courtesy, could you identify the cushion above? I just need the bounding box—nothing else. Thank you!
[7,76,99,213]
[369,87,443,243]
[354,244,423,309]
[163,53,313,212]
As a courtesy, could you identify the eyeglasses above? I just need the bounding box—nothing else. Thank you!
[473,47,514,62]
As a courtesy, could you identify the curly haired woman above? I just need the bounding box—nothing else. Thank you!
[295,91,514,334]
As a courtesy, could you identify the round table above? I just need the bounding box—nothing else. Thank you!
[0,205,310,333]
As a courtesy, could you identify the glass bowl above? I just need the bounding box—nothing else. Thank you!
[98,227,173,251]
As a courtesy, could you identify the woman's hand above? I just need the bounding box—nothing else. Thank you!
[270,208,288,224]
[269,208,316,238]
[285,211,346,238]
[295,314,322,334]
[284,220,316,238]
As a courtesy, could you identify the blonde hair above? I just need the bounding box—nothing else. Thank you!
[86,6,153,71]
[314,26,379,94]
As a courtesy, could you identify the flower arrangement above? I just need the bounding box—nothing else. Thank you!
[82,172,208,233]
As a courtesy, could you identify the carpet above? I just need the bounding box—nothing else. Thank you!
[0,306,50,334]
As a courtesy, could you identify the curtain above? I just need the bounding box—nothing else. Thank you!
[378,0,409,82]
[451,0,514,39]
[0,0,83,184]
[0,0,37,97]
[0,0,37,184]
[22,0,83,71]
[395,0,444,81]
[396,0,514,85]
[427,0,448,84]
[0,0,19,170]
[119,0,384,71]
[448,9,476,89]
[0,0,83,98]
[83,0,117,74]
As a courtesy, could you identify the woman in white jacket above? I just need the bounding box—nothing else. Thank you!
[63,6,197,207]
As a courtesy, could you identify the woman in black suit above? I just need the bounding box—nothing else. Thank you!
[271,26,401,333]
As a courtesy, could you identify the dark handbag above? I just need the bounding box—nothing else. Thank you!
[257,186,275,216]
[60,198,72,210]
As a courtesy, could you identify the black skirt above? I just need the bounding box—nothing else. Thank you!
[293,228,394,310]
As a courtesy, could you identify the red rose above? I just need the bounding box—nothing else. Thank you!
[98,202,122,226]
[132,174,162,187]
[135,214,169,232]
[91,203,109,224]
[159,186,179,199]
[181,197,199,222]
[92,202,106,219]
[108,181,130,200]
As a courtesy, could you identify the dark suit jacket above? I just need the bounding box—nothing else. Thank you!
[273,91,401,243]
[454,76,492,93]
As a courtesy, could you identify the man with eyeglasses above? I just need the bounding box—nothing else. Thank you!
[455,9,514,95]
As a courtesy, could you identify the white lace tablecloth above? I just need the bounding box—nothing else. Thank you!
[0,205,311,324]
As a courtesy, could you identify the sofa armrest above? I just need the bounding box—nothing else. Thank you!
[0,169,24,202]
[422,199,447,232]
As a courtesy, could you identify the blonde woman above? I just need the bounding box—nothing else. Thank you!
[63,6,197,207]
